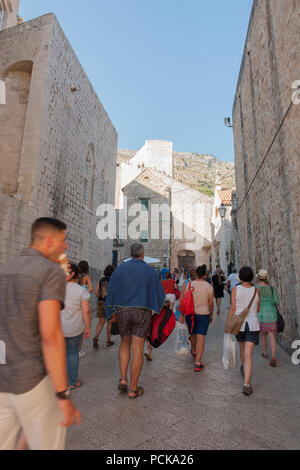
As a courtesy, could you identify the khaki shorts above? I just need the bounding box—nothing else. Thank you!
[0,376,66,450]
[116,307,153,338]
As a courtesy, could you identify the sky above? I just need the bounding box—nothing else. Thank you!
[20,0,253,162]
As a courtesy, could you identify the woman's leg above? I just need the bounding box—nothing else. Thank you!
[216,298,221,314]
[95,317,105,340]
[195,335,205,364]
[66,334,83,386]
[190,334,196,353]
[239,342,245,366]
[260,332,268,356]
[243,342,255,386]
[269,332,277,359]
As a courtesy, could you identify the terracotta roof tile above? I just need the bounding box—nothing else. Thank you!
[218,189,233,205]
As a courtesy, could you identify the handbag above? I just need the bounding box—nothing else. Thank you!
[225,288,257,336]
[271,287,284,333]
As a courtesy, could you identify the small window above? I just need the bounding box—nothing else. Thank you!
[140,199,149,211]
[140,230,148,243]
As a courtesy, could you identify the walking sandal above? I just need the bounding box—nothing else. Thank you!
[128,386,144,399]
[118,379,128,393]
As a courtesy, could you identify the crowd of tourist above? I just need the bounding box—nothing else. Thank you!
[0,217,281,450]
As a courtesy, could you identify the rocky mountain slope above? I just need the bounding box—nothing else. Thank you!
[118,150,235,198]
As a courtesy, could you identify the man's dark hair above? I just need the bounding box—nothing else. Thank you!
[196,265,207,278]
[79,261,89,275]
[239,266,254,283]
[31,218,66,243]
[130,243,144,258]
[70,263,79,280]
[232,268,237,273]
[165,271,172,279]
[104,265,115,278]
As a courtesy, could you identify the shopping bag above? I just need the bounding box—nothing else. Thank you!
[175,322,190,356]
[222,333,238,369]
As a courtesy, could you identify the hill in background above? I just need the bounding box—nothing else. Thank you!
[118,150,235,198]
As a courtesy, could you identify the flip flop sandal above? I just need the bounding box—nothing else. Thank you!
[118,379,128,393]
[106,341,115,347]
[128,386,144,399]
[262,353,269,359]
[70,379,83,390]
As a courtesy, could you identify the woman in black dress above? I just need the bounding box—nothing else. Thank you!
[212,266,225,314]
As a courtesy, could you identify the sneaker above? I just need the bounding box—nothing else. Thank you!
[79,351,86,358]
[93,338,99,350]
[242,384,253,396]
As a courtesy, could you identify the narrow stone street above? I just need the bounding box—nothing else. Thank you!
[66,295,300,450]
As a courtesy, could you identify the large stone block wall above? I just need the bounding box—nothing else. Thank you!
[0,14,118,297]
[232,0,300,351]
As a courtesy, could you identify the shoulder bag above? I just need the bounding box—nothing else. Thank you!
[225,287,257,336]
[271,286,284,333]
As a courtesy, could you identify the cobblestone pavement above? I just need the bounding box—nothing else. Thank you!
[66,295,300,450]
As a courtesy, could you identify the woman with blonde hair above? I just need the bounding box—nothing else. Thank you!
[256,269,280,368]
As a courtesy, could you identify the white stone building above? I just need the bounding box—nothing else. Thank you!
[210,173,235,275]
[0,0,21,30]
[115,141,213,270]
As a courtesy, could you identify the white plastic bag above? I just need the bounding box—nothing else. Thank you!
[175,322,190,356]
[222,333,238,369]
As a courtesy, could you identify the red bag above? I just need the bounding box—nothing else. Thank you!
[179,283,194,316]
[179,283,195,333]
[174,289,180,300]
[148,306,176,348]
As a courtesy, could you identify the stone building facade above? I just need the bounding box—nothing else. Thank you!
[115,141,213,270]
[0,14,118,288]
[210,175,234,275]
[232,0,300,351]
[0,0,20,31]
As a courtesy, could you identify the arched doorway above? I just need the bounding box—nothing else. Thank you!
[177,249,195,269]
[0,60,33,194]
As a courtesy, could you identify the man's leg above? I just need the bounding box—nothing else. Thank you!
[119,336,131,384]
[14,376,66,450]
[0,393,20,450]
[129,336,146,393]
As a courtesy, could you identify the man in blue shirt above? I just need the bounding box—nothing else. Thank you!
[106,244,165,399]
[160,264,169,281]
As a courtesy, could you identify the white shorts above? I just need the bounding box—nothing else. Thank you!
[0,375,66,450]
[165,293,176,303]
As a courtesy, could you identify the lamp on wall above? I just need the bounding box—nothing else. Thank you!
[218,204,227,219]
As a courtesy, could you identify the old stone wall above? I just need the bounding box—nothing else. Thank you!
[233,0,300,351]
[0,14,118,300]
[121,168,213,271]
